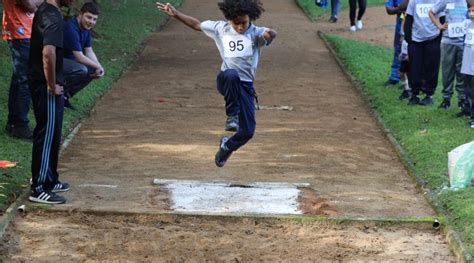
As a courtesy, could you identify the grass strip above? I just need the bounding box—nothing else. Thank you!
[296,0,385,21]
[320,31,474,258]
[0,0,182,213]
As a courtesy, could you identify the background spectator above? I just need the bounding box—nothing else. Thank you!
[2,0,42,140]
[329,0,339,22]
[385,0,405,86]
[349,0,367,31]
[63,2,104,110]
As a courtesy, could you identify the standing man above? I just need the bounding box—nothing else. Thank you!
[385,0,405,86]
[63,2,104,110]
[28,0,74,204]
[2,0,42,139]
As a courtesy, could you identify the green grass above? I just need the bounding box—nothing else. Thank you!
[321,32,474,256]
[0,0,182,213]
[296,0,385,20]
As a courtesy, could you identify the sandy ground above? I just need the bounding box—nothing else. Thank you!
[0,1,456,261]
[0,211,455,262]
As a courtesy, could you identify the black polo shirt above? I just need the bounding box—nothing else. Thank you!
[28,2,64,85]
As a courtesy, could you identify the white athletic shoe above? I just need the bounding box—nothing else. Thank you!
[350,25,356,32]
[356,20,363,30]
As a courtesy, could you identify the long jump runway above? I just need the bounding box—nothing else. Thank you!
[0,0,456,261]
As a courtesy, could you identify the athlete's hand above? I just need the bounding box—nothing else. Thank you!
[263,28,277,41]
[157,2,177,16]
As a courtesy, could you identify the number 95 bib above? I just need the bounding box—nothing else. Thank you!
[222,35,253,58]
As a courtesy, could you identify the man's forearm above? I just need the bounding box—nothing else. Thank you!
[84,49,102,68]
[386,6,400,15]
[43,46,57,91]
[74,52,101,70]
[398,0,409,12]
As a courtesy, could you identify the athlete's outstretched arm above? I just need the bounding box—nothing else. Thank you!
[157,2,201,31]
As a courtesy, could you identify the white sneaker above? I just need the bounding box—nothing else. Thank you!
[350,25,356,32]
[356,20,363,30]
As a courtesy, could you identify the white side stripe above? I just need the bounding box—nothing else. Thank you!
[38,192,50,200]
[38,92,56,187]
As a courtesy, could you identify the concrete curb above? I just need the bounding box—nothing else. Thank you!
[317,31,472,263]
[0,121,83,240]
[0,191,29,240]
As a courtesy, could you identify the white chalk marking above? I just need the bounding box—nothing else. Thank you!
[154,180,304,215]
[78,184,118,188]
[153,179,309,188]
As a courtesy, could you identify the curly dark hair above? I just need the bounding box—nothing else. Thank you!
[217,0,265,21]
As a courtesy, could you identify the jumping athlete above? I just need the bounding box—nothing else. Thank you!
[157,0,277,167]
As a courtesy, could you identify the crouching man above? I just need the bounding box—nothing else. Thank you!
[63,2,104,109]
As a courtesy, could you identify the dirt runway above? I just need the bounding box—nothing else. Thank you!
[0,1,456,261]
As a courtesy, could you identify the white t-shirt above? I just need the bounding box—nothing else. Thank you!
[407,0,441,42]
[461,20,474,76]
[200,20,270,82]
[431,0,468,46]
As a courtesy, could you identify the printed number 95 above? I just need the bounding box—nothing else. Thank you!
[229,40,244,52]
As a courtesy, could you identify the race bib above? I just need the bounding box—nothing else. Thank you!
[222,35,253,58]
[465,29,474,46]
[416,4,433,18]
[448,22,466,37]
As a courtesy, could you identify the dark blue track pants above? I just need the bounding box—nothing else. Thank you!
[408,37,441,96]
[216,69,256,152]
[30,83,64,193]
